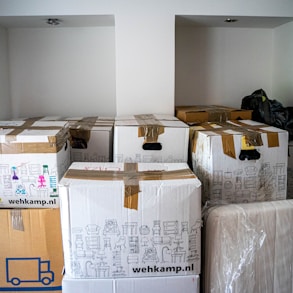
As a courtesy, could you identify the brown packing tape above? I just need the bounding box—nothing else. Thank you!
[207,109,229,123]
[191,122,264,159]
[221,134,236,159]
[134,114,165,143]
[64,163,196,210]
[24,116,45,122]
[137,125,165,143]
[69,117,99,147]
[124,163,139,209]
[229,120,279,148]
[10,209,24,231]
[0,141,64,154]
[1,125,69,154]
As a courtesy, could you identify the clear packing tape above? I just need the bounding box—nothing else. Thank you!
[202,200,293,293]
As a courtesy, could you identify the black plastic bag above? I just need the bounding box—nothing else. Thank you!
[241,89,291,137]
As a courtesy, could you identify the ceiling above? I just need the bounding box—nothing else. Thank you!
[175,15,293,28]
[0,15,292,29]
[0,15,115,28]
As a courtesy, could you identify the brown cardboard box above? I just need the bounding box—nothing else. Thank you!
[0,208,63,292]
[175,105,252,125]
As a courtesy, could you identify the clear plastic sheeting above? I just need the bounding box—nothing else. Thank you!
[202,200,293,293]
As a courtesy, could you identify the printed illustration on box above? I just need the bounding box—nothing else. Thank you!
[59,162,202,278]
[6,257,54,286]
[0,122,70,208]
[0,208,63,292]
[191,120,288,203]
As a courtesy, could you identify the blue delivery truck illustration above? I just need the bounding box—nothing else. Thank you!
[6,257,54,286]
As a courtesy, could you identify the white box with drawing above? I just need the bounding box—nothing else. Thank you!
[191,120,288,204]
[59,162,201,278]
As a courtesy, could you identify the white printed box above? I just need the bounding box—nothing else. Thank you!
[62,274,200,293]
[114,114,189,163]
[191,120,288,204]
[59,162,202,278]
[0,121,71,208]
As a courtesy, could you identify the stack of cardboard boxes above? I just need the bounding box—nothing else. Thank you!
[59,114,202,292]
[0,114,203,293]
[2,108,291,292]
[175,105,293,292]
[0,119,71,292]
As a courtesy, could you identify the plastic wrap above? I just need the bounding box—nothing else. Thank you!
[202,200,293,293]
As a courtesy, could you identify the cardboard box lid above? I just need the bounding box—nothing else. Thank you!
[68,117,113,147]
[0,120,69,154]
[60,162,200,210]
[175,105,253,124]
[114,114,188,128]
[191,120,288,159]
[114,114,188,145]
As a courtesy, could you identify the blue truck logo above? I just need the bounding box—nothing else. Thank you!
[6,257,54,286]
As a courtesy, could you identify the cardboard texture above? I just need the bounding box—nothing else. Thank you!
[0,208,63,292]
[191,120,288,203]
[62,274,200,293]
[113,114,189,163]
[59,162,202,278]
[175,105,252,125]
[0,120,71,208]
[66,116,114,163]
[203,200,293,293]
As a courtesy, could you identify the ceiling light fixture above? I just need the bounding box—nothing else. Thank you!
[225,18,238,23]
[46,18,62,26]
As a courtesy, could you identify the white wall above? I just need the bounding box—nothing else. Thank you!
[115,12,175,115]
[8,26,116,118]
[0,0,293,117]
[0,27,11,119]
[175,27,274,107]
[272,21,293,107]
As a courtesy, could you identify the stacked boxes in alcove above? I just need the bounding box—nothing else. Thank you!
[59,162,201,293]
[175,105,291,292]
[0,120,71,292]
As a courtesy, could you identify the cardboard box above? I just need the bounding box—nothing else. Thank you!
[10,116,114,163]
[0,120,71,208]
[62,274,200,293]
[113,114,189,163]
[191,120,288,203]
[66,116,114,163]
[59,162,202,278]
[175,105,252,125]
[0,208,63,292]
[203,200,293,293]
